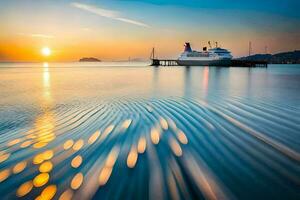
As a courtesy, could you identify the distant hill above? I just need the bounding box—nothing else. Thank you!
[239,50,300,64]
[79,57,101,62]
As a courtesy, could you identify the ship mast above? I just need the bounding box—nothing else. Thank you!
[150,47,155,60]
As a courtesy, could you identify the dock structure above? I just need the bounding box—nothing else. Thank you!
[231,60,268,67]
[151,59,178,66]
[149,47,268,67]
[151,58,267,67]
[149,48,179,66]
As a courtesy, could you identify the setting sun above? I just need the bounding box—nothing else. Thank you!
[41,47,51,56]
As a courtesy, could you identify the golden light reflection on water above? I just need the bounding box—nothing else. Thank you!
[99,125,115,142]
[71,173,83,190]
[71,155,83,168]
[137,136,146,154]
[73,139,84,151]
[160,118,168,130]
[32,113,55,149]
[1,63,299,200]
[39,161,53,173]
[59,189,73,200]
[63,139,74,150]
[169,138,183,157]
[43,63,50,88]
[0,169,10,182]
[99,146,120,186]
[7,138,22,147]
[16,181,33,197]
[150,128,160,145]
[127,146,138,168]
[28,63,56,149]
[177,130,188,145]
[167,118,177,131]
[42,150,54,160]
[105,147,120,167]
[98,167,113,186]
[122,119,132,130]
[88,131,101,145]
[13,161,27,174]
[33,173,50,187]
[20,140,33,148]
[33,150,54,165]
[203,67,209,96]
[0,152,10,163]
[33,154,45,165]
[38,185,57,200]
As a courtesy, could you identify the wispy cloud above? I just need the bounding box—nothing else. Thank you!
[17,33,54,39]
[71,2,150,28]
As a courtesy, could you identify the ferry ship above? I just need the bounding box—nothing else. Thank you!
[177,42,233,66]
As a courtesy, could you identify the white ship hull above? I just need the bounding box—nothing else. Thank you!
[176,59,232,66]
[177,42,233,66]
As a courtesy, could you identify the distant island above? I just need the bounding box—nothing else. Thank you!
[79,57,101,62]
[239,50,300,64]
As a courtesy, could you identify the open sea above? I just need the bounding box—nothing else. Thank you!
[0,62,300,200]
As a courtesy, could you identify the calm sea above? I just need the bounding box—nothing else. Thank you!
[0,62,300,200]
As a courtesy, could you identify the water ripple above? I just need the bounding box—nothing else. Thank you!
[0,97,299,200]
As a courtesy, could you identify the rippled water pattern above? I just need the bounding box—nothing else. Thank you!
[0,63,300,200]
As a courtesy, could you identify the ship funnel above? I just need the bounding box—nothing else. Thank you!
[184,42,192,52]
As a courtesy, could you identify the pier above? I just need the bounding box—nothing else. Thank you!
[149,47,268,67]
[150,58,268,67]
[151,59,178,66]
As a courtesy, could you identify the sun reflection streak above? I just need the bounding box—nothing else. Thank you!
[30,63,56,149]
[203,67,209,95]
[43,62,51,98]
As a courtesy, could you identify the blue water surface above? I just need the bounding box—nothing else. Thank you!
[0,63,299,200]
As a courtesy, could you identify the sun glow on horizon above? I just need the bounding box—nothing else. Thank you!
[41,47,51,57]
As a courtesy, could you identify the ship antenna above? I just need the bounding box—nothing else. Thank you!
[249,41,252,56]
[208,41,212,49]
[265,45,268,54]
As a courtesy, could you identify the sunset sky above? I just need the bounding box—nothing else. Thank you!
[0,0,299,62]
